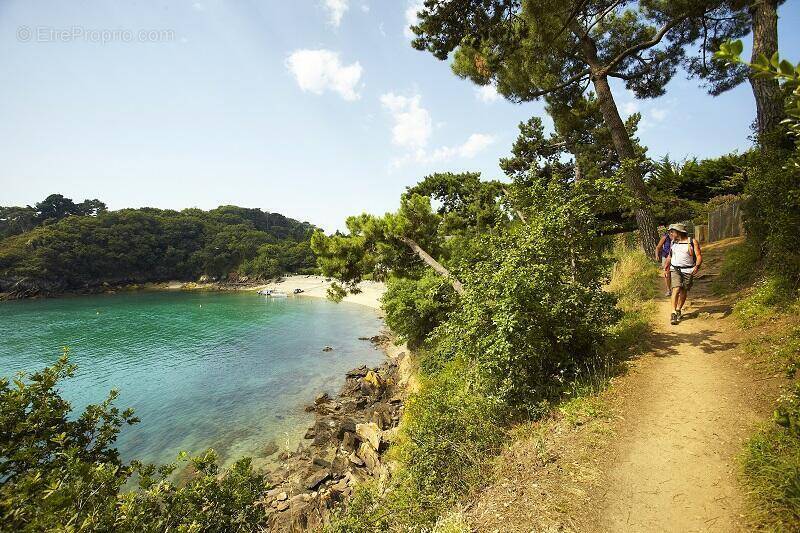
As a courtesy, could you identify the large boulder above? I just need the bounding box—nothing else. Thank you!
[355,422,381,451]
[356,442,380,473]
[304,469,330,490]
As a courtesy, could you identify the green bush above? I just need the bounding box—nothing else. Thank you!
[433,220,620,412]
[0,353,273,532]
[381,272,457,347]
[397,360,503,508]
[326,359,503,532]
[743,148,800,282]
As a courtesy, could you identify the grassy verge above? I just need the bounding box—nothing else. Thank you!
[712,244,800,530]
[738,289,800,531]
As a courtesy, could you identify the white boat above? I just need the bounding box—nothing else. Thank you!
[258,288,287,298]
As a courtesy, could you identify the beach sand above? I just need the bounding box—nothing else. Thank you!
[252,276,386,310]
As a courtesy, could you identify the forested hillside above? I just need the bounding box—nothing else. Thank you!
[0,195,316,297]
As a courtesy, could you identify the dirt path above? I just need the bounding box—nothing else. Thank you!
[592,302,752,531]
[589,247,776,532]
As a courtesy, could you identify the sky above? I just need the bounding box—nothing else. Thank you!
[1,1,798,232]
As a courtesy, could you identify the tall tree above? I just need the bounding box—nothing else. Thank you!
[410,0,722,257]
[685,1,786,141]
[746,0,784,139]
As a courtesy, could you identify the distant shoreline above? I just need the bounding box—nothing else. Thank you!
[1,275,387,308]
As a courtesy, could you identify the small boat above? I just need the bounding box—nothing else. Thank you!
[258,288,287,298]
[293,288,304,294]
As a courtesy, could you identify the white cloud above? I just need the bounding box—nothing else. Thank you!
[650,108,668,122]
[361,3,370,13]
[286,49,363,101]
[381,90,496,168]
[192,2,205,11]
[404,1,424,38]
[380,92,432,149]
[475,84,500,103]
[622,101,639,115]
[427,133,496,161]
[378,22,386,36]
[323,0,349,27]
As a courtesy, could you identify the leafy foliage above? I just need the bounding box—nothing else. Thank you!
[0,194,107,239]
[716,39,800,149]
[0,201,316,293]
[431,180,620,411]
[381,272,458,348]
[0,353,273,532]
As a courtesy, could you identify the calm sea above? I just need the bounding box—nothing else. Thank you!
[0,291,384,468]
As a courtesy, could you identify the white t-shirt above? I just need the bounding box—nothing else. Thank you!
[671,239,695,274]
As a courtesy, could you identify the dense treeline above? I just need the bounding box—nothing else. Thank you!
[0,196,316,295]
[0,193,108,239]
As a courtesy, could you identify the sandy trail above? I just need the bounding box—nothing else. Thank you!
[591,275,765,531]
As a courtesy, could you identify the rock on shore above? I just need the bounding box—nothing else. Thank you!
[261,338,411,531]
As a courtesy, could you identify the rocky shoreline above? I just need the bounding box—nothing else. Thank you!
[261,333,412,531]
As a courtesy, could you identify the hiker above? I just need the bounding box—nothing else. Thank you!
[655,231,673,297]
[664,223,702,325]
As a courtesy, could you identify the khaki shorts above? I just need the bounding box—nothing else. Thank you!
[670,269,694,291]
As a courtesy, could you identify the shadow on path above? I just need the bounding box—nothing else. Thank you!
[648,327,738,358]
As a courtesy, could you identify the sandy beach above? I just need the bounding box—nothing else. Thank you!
[251,276,386,310]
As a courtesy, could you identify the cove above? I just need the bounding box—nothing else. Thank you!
[0,291,385,468]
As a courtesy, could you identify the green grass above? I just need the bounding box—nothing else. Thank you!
[734,276,798,326]
[558,395,610,427]
[737,275,800,529]
[711,241,763,295]
[608,242,660,306]
[743,423,800,530]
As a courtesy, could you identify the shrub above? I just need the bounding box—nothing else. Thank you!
[327,360,503,532]
[396,360,503,508]
[743,148,800,282]
[381,272,457,347]
[433,221,620,412]
[0,353,273,532]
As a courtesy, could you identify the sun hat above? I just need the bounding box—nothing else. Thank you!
[668,223,688,234]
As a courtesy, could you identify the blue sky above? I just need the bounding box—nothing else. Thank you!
[1,1,798,232]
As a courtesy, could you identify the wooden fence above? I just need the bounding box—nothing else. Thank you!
[707,199,745,242]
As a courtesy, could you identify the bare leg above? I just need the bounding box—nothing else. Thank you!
[671,287,680,311]
[663,271,671,295]
[677,289,688,311]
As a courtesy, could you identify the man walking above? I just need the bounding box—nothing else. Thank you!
[664,223,702,325]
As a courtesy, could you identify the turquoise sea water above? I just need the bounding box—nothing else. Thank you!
[0,291,384,467]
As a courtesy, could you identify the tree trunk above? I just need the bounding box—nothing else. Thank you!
[575,30,659,258]
[399,236,465,294]
[502,187,528,223]
[749,0,783,141]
